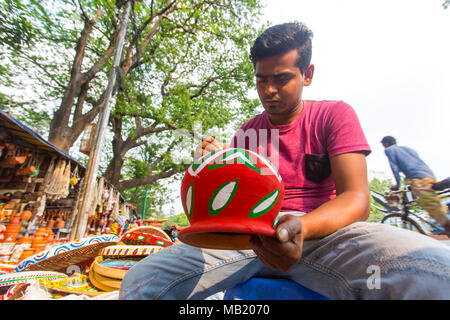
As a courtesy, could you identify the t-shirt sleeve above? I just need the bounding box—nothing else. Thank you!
[325,101,371,157]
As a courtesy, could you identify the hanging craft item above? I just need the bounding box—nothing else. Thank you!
[178,148,285,250]
[2,146,30,165]
[79,123,96,156]
[70,164,80,186]
[61,160,71,199]
[16,151,41,177]
[44,159,71,200]
[14,234,119,273]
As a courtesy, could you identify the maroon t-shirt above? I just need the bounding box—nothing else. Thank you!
[230,100,371,213]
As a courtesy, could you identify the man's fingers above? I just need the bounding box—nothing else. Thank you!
[250,235,279,270]
[274,214,302,243]
[203,136,223,149]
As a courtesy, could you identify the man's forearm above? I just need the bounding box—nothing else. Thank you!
[299,190,370,240]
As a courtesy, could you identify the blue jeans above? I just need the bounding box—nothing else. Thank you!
[119,222,450,299]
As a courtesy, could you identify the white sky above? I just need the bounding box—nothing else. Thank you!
[259,0,450,181]
[167,0,450,215]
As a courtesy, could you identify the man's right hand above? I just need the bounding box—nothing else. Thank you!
[194,136,229,160]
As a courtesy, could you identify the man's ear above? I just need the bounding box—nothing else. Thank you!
[303,64,314,86]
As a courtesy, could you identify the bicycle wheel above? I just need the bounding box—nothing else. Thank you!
[381,213,427,235]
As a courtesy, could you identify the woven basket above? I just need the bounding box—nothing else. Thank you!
[121,226,171,242]
[119,232,174,247]
[20,241,117,274]
[91,256,127,280]
[88,268,121,292]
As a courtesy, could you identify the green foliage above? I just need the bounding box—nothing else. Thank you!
[368,176,393,222]
[121,182,169,219]
[444,1,450,9]
[0,0,36,51]
[0,0,265,208]
[163,213,190,228]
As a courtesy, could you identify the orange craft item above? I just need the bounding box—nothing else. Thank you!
[20,210,32,221]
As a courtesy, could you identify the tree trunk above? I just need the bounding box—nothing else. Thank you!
[48,9,102,152]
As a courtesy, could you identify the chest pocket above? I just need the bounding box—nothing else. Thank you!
[305,153,331,183]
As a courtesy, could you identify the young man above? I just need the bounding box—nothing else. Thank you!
[381,135,450,232]
[120,22,450,299]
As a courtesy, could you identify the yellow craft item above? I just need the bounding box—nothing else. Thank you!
[88,268,121,292]
[91,256,127,280]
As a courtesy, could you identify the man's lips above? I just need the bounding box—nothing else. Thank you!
[264,100,281,104]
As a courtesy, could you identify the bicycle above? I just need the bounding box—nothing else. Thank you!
[370,178,450,237]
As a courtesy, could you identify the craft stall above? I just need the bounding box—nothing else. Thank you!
[0,109,85,264]
[82,179,136,238]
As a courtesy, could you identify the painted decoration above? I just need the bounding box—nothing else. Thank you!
[178,148,284,250]
[0,271,67,288]
[0,262,17,275]
[100,245,163,257]
[14,234,118,272]
[0,283,28,300]
[41,273,105,297]
[120,232,174,247]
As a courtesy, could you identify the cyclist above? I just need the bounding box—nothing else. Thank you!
[381,135,450,233]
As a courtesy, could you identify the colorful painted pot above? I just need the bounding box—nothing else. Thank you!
[178,148,284,250]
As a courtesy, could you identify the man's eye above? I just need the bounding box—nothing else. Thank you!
[277,77,289,84]
[256,78,267,83]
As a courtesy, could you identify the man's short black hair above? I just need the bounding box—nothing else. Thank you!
[250,21,313,74]
[381,136,397,146]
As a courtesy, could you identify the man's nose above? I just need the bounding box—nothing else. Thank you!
[265,81,277,95]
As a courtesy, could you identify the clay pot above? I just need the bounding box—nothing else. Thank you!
[17,237,33,245]
[32,239,47,251]
[55,217,65,229]
[10,215,21,224]
[6,223,20,231]
[19,248,36,261]
[18,166,36,175]
[46,219,55,229]
[3,232,19,242]
[20,210,32,221]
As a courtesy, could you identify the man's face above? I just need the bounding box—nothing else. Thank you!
[255,49,313,125]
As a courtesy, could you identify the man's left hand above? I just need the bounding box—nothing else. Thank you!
[250,214,304,272]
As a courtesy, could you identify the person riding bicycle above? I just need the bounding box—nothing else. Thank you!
[381,135,450,233]
[120,22,450,300]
